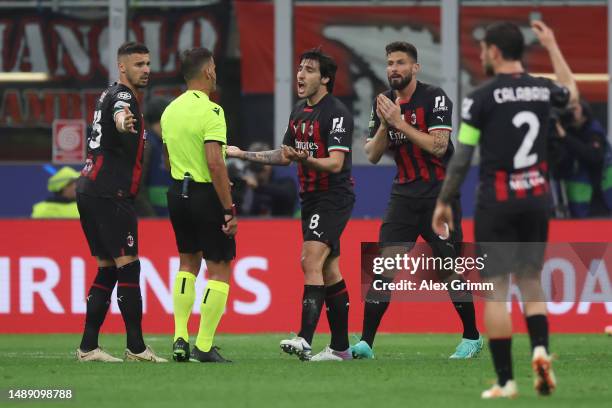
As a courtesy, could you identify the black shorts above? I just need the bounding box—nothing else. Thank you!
[379,196,463,257]
[475,208,549,278]
[167,181,236,262]
[77,193,138,259]
[301,190,354,258]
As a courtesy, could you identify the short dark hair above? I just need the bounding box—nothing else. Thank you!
[385,41,418,62]
[484,22,524,61]
[117,41,149,57]
[180,47,213,81]
[299,47,337,93]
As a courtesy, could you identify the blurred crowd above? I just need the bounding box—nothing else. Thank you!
[32,97,609,220]
[549,99,612,218]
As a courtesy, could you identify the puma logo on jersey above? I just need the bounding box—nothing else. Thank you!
[333,136,342,143]
[436,116,444,121]
[312,231,324,238]
[212,107,220,115]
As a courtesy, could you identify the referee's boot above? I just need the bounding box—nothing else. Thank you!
[172,337,190,362]
[190,345,231,363]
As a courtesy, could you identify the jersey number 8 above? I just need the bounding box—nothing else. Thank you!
[309,214,320,230]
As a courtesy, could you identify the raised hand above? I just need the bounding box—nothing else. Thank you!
[377,94,402,128]
[531,20,557,50]
[121,105,138,134]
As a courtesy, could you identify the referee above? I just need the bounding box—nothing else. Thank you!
[161,47,237,363]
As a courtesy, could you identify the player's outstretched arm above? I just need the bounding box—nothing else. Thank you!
[226,146,291,166]
[114,105,138,134]
[531,20,579,105]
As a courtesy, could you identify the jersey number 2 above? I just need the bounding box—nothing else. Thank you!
[512,111,540,169]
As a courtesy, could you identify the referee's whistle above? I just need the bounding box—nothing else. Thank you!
[181,172,192,199]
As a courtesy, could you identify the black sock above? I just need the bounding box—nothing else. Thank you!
[526,314,549,352]
[489,338,513,386]
[117,260,146,354]
[80,266,118,352]
[297,285,325,345]
[325,280,349,351]
[361,275,393,348]
[448,288,479,340]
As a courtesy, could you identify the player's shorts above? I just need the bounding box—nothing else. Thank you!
[301,190,354,258]
[475,208,549,278]
[379,196,463,257]
[167,180,235,262]
[77,193,138,259]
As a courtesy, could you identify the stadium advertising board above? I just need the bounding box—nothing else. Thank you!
[1,220,610,334]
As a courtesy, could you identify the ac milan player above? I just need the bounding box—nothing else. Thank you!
[227,48,354,361]
[75,42,166,363]
[352,41,481,360]
[433,21,578,398]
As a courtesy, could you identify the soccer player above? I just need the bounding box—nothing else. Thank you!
[227,48,354,361]
[75,42,166,362]
[351,42,482,360]
[432,21,578,398]
[162,47,237,363]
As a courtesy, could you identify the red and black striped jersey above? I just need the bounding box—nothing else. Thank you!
[460,73,569,212]
[282,94,353,195]
[368,81,454,198]
[77,83,146,199]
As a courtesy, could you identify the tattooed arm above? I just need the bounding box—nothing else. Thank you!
[431,130,451,158]
[431,142,475,235]
[437,142,475,204]
[226,146,291,166]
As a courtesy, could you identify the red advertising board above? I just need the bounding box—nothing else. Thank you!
[0,219,610,334]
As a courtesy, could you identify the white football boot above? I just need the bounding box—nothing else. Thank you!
[280,336,312,361]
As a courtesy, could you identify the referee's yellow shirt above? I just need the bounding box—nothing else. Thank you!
[161,90,227,182]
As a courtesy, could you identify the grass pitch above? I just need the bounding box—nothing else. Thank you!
[0,334,610,408]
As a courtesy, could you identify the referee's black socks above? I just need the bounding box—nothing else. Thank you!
[80,266,117,352]
[325,280,349,351]
[117,260,146,354]
[298,285,325,346]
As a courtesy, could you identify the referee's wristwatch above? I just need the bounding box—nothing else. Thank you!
[223,204,237,220]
